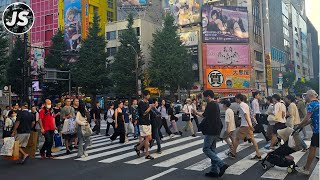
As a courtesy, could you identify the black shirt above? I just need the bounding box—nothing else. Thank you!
[92,106,102,119]
[202,101,222,136]
[73,106,79,114]
[54,108,61,126]
[138,100,151,125]
[16,110,35,134]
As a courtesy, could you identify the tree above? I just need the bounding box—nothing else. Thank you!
[72,12,110,103]
[149,14,194,98]
[6,37,24,98]
[282,72,296,89]
[306,78,319,93]
[111,13,142,98]
[0,25,8,87]
[42,29,69,99]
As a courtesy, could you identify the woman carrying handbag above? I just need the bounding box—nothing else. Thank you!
[76,103,92,158]
[181,98,196,137]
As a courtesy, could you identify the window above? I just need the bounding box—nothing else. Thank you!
[45,30,53,41]
[283,27,289,36]
[136,27,140,36]
[107,11,114,22]
[108,0,113,8]
[252,0,261,44]
[118,29,125,37]
[45,14,53,25]
[296,52,300,57]
[295,27,298,32]
[254,51,263,62]
[107,47,117,57]
[282,15,288,25]
[106,31,116,40]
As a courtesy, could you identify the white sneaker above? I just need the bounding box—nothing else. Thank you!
[170,134,175,138]
[84,151,88,157]
[80,155,86,158]
[296,166,310,175]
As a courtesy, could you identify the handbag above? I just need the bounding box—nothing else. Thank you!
[54,132,62,147]
[0,137,15,156]
[81,124,93,137]
[62,118,77,134]
[182,105,191,121]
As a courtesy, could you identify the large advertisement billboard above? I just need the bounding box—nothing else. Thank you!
[120,0,148,6]
[179,31,199,46]
[64,0,82,50]
[31,42,44,76]
[203,44,249,65]
[162,0,202,26]
[202,6,249,43]
[205,68,250,89]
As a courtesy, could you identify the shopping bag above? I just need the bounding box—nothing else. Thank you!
[22,132,38,158]
[2,141,19,160]
[62,118,77,134]
[288,135,296,148]
[81,124,93,137]
[54,133,62,147]
[129,123,134,134]
[0,137,15,156]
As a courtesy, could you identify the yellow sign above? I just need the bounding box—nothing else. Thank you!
[266,54,272,87]
[145,87,160,95]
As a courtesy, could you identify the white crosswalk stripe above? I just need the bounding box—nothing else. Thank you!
[44,134,317,180]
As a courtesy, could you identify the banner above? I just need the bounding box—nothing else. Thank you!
[179,31,198,46]
[120,0,148,6]
[266,54,273,87]
[202,6,249,43]
[64,0,82,50]
[162,0,202,26]
[30,42,44,76]
[203,44,249,65]
[205,68,250,89]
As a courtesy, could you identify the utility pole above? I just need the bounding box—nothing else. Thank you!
[23,33,27,103]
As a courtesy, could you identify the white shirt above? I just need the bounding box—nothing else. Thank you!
[225,108,236,132]
[274,102,286,123]
[106,109,115,123]
[158,106,168,119]
[252,98,261,114]
[239,102,252,127]
[183,104,194,119]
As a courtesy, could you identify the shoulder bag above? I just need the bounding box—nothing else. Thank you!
[182,105,191,121]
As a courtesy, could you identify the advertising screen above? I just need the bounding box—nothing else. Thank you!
[179,31,199,46]
[162,0,202,26]
[64,0,82,50]
[203,44,249,65]
[30,42,44,76]
[205,68,250,89]
[202,6,249,43]
[120,0,148,6]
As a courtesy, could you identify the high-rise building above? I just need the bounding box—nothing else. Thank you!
[307,18,319,79]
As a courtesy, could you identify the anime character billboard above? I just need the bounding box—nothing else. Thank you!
[64,0,82,50]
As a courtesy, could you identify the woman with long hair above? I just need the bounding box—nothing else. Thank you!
[110,102,125,143]
[76,103,91,158]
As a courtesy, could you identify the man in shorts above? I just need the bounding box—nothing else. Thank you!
[11,102,35,164]
[296,90,320,175]
[135,90,154,160]
[228,94,261,160]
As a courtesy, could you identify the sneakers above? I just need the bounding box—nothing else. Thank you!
[84,151,88,157]
[219,164,230,177]
[105,134,110,136]
[303,136,309,140]
[205,172,219,178]
[169,134,175,138]
[40,154,46,159]
[192,134,196,137]
[66,150,72,155]
[80,155,86,158]
[145,155,154,160]
[296,166,310,175]
[46,155,55,159]
[157,150,162,154]
[250,155,262,160]
[226,151,236,159]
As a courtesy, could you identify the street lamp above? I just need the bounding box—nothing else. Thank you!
[127,44,140,99]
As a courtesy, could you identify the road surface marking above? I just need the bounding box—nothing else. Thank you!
[144,168,177,180]
[261,141,311,180]
[76,136,172,161]
[126,139,203,165]
[185,138,263,171]
[309,161,319,180]
[98,136,183,163]
[153,141,226,168]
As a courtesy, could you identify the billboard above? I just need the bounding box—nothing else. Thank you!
[162,0,202,26]
[203,44,249,65]
[64,0,82,50]
[179,31,199,46]
[205,68,250,89]
[120,0,148,6]
[202,6,249,43]
[30,42,44,76]
[266,54,273,87]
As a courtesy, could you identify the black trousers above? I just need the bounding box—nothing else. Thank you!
[40,130,54,156]
[92,119,101,134]
[152,125,161,151]
[106,121,115,135]
[110,131,125,143]
[255,114,269,141]
[159,118,172,138]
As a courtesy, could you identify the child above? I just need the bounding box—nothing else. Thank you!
[221,100,236,153]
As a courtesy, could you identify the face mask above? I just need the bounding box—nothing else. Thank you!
[46,105,52,109]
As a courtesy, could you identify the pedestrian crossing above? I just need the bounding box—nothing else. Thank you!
[37,134,318,180]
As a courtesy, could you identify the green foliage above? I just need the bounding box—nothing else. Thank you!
[149,14,194,95]
[282,72,296,89]
[6,37,24,97]
[42,29,68,98]
[293,80,308,94]
[306,78,319,94]
[111,13,141,98]
[72,12,110,101]
[0,25,8,87]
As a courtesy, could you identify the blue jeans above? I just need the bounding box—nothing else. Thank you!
[134,124,140,137]
[203,135,225,173]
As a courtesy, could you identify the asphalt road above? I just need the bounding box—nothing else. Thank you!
[0,115,318,180]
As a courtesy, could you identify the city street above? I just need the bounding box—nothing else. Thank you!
[0,118,318,180]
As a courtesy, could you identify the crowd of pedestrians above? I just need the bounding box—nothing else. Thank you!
[0,89,318,178]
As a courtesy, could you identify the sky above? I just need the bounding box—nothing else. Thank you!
[306,0,320,44]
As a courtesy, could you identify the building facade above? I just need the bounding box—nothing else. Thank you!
[307,18,319,79]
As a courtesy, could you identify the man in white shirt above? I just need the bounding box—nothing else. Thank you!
[228,94,261,160]
[252,92,269,142]
[269,94,287,150]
